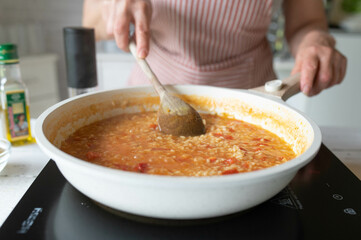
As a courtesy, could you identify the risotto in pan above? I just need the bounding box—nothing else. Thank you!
[60,112,296,176]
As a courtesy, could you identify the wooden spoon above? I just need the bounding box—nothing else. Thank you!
[128,39,206,136]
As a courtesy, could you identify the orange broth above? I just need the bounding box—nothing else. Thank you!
[60,112,296,176]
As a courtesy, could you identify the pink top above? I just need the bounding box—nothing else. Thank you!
[129,0,280,89]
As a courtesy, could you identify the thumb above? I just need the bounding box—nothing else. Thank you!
[291,58,302,75]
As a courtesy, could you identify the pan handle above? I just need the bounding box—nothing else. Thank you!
[250,73,301,101]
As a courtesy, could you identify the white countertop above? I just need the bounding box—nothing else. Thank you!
[0,141,48,226]
[0,123,360,227]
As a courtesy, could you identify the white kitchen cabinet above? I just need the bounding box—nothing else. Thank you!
[96,53,135,90]
[19,54,59,118]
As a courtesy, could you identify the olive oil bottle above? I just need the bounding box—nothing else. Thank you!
[0,44,35,145]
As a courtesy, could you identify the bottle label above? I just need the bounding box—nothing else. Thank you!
[5,90,30,140]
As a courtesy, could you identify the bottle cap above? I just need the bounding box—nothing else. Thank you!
[0,44,19,64]
[63,27,97,88]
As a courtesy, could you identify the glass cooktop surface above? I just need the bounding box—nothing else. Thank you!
[0,144,360,240]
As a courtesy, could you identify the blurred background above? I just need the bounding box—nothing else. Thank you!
[0,0,84,116]
[0,0,360,129]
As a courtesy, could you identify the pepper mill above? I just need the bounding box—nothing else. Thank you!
[63,27,98,97]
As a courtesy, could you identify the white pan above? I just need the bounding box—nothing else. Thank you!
[35,74,321,219]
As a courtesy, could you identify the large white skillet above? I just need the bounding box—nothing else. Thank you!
[35,74,321,219]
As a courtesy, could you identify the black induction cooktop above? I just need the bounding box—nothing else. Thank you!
[0,144,360,240]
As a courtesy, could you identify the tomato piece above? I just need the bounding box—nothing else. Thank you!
[224,135,233,140]
[149,124,157,130]
[86,151,100,160]
[222,169,239,175]
[255,143,268,146]
[137,163,149,173]
[113,163,129,171]
[212,133,223,137]
[239,147,247,152]
[212,133,233,140]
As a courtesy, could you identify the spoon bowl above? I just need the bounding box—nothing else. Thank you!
[158,94,205,136]
[129,39,206,136]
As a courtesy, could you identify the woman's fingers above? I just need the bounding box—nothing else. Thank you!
[300,50,319,96]
[309,49,347,96]
[338,53,347,84]
[331,54,341,87]
[291,58,302,75]
[307,46,333,96]
[317,46,333,88]
[105,1,114,35]
[113,4,131,51]
[133,1,151,58]
[103,0,151,55]
[293,44,347,97]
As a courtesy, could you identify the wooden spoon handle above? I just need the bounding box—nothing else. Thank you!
[129,39,166,98]
[251,73,301,101]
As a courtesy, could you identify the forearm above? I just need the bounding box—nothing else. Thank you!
[283,0,334,56]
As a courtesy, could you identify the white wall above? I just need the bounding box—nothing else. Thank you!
[0,0,84,100]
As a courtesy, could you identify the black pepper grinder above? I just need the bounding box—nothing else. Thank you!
[63,27,98,97]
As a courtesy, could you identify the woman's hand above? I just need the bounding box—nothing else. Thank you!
[283,0,347,96]
[291,31,347,96]
[103,0,152,58]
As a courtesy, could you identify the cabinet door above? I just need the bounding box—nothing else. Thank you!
[97,53,135,90]
[20,54,59,118]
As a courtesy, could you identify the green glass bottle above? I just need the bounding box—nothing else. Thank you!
[0,44,35,145]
